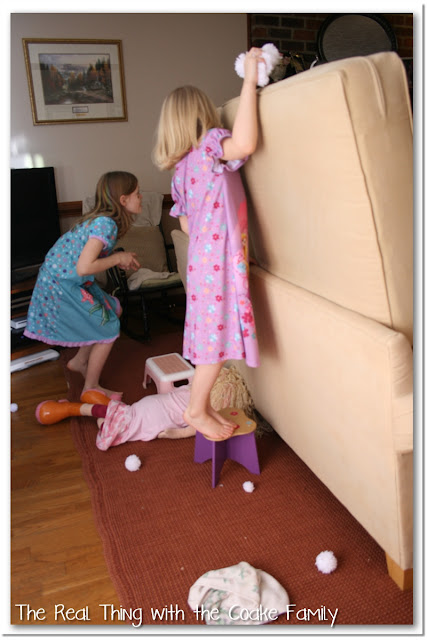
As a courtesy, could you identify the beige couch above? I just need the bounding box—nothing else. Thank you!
[173,51,413,589]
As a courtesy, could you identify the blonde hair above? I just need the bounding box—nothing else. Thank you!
[75,171,138,239]
[153,86,222,171]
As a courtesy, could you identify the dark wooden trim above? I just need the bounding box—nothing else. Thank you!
[58,201,82,217]
[58,195,173,218]
[11,277,37,297]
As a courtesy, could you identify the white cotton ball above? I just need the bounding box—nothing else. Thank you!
[10,403,18,412]
[243,481,255,493]
[262,43,282,71]
[256,65,270,87]
[125,454,141,472]
[234,52,246,79]
[315,550,338,574]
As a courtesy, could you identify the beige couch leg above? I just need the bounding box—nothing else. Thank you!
[385,553,413,590]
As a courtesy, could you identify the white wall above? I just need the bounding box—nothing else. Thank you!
[11,13,247,202]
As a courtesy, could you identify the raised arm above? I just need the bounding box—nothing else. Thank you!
[221,47,264,161]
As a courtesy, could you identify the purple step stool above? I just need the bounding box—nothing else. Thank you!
[194,408,260,488]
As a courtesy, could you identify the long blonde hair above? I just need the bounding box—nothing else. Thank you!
[153,86,222,171]
[75,171,137,239]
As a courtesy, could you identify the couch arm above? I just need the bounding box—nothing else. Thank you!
[171,229,189,292]
[235,266,413,569]
[393,392,413,453]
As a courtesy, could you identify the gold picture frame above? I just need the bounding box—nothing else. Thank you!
[22,38,127,125]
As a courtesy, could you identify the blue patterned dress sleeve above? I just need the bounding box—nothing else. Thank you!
[87,216,118,254]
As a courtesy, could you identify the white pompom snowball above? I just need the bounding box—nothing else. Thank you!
[125,454,141,472]
[10,403,18,412]
[243,481,255,493]
[315,550,338,574]
[234,53,246,79]
[234,43,282,87]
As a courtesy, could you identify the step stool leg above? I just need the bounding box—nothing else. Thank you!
[211,440,228,488]
[194,431,213,464]
[227,433,260,475]
[143,367,151,389]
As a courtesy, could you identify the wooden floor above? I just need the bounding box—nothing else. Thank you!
[10,354,124,626]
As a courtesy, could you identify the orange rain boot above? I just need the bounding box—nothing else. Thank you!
[80,389,116,405]
[36,400,84,425]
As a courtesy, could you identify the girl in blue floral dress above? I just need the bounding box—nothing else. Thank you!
[153,48,264,440]
[24,171,141,397]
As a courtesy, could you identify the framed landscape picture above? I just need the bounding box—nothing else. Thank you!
[22,38,127,125]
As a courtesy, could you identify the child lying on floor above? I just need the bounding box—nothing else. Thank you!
[36,386,196,450]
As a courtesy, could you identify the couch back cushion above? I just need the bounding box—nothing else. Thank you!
[221,52,413,344]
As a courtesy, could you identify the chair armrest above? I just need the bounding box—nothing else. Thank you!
[106,248,130,295]
[171,229,189,291]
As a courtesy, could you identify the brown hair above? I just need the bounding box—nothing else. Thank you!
[75,171,138,238]
[153,86,222,171]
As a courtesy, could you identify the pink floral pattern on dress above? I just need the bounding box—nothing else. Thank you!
[171,128,259,368]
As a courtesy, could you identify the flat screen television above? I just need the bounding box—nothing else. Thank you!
[11,167,61,283]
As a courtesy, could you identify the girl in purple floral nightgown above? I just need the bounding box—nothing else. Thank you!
[153,48,264,440]
[24,171,141,397]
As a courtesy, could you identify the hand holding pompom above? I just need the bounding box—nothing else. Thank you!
[235,43,282,87]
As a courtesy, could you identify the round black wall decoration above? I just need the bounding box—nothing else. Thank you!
[317,14,397,62]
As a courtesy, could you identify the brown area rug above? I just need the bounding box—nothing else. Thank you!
[62,330,413,628]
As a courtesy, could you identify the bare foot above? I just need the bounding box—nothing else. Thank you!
[158,426,196,439]
[183,408,237,440]
[67,358,88,377]
[82,384,123,400]
[208,406,237,428]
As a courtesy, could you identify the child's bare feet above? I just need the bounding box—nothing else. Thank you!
[208,406,237,428]
[67,357,88,377]
[183,408,237,440]
[82,384,123,400]
[158,426,196,439]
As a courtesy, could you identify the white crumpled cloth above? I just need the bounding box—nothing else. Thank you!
[127,268,175,291]
[188,561,289,625]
